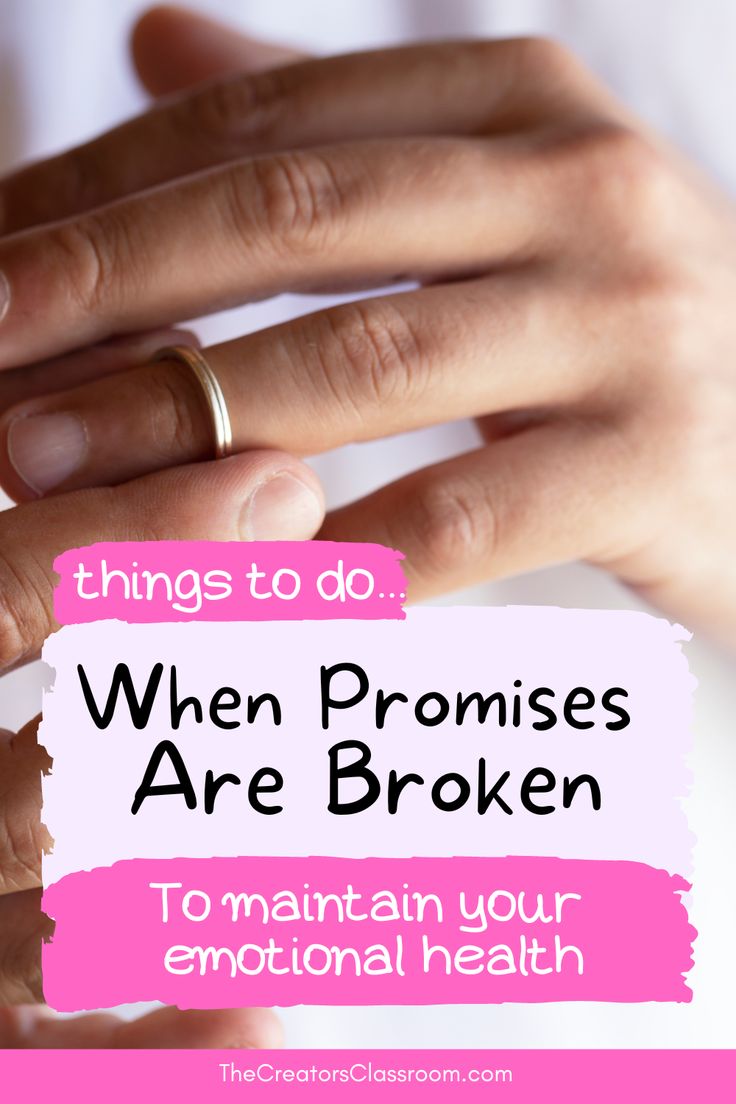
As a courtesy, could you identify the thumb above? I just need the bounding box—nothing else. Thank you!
[131,4,306,97]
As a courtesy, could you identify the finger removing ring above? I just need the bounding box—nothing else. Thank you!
[151,344,234,460]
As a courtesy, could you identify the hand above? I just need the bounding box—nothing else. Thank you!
[0,995,282,1048]
[0,440,323,1045]
[0,9,734,642]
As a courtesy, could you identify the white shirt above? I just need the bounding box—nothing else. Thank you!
[1,0,734,1048]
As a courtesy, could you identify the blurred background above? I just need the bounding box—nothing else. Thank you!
[0,0,734,1048]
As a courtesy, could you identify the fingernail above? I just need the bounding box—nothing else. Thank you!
[240,472,323,540]
[7,413,88,494]
[0,272,9,323]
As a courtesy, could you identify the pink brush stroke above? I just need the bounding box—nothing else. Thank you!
[53,541,407,623]
[42,855,694,1012]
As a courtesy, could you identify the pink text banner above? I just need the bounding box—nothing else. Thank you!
[42,856,694,1011]
[53,541,407,623]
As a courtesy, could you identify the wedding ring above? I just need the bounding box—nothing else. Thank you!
[151,344,233,460]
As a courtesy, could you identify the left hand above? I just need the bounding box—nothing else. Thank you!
[0,430,322,1044]
[0,8,735,640]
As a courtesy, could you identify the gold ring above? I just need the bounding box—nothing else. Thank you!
[151,344,233,460]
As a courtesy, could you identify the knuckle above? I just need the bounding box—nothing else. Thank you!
[614,276,728,483]
[512,35,577,81]
[556,124,679,238]
[646,322,724,446]
[473,36,587,126]
[0,557,47,672]
[0,895,49,1004]
[246,150,347,250]
[15,929,44,1002]
[406,477,496,583]
[48,212,127,315]
[0,598,32,673]
[601,130,676,225]
[145,363,205,463]
[321,301,426,417]
[630,267,703,376]
[0,747,47,897]
[173,68,289,155]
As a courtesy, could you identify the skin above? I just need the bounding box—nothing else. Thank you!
[0,8,734,645]
[1,2,735,1045]
[0,12,324,1046]
[0,434,322,1043]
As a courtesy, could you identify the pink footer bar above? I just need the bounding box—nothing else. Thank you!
[1,1049,733,1102]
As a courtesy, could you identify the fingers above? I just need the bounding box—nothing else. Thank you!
[132,5,305,96]
[113,1005,284,1049]
[0,328,198,415]
[320,418,640,601]
[0,1003,283,1047]
[0,451,324,671]
[0,720,50,897]
[0,1004,121,1044]
[0,277,607,498]
[0,889,51,1004]
[0,38,609,235]
[0,728,283,1037]
[0,134,558,368]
